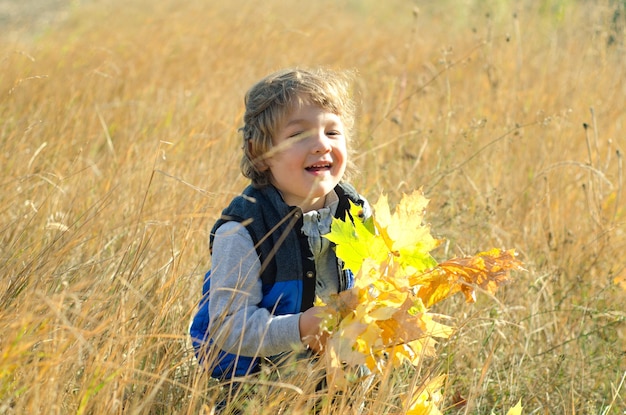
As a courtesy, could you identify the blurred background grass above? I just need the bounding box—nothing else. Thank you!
[1,0,624,413]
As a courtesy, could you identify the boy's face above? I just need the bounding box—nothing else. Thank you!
[266,100,347,212]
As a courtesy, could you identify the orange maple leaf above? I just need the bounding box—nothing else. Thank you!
[412,248,524,307]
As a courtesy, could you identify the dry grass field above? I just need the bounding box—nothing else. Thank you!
[1,0,625,413]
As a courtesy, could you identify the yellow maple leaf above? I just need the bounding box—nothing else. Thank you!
[405,375,446,415]
[506,399,523,415]
[372,190,440,273]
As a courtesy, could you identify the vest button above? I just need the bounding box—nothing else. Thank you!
[306,271,315,278]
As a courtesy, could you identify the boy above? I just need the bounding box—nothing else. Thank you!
[190,67,370,381]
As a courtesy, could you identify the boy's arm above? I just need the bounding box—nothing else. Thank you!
[208,222,304,357]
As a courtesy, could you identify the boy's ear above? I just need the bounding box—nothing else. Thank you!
[253,155,270,172]
[246,139,270,171]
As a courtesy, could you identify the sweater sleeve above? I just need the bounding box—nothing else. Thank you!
[208,221,304,357]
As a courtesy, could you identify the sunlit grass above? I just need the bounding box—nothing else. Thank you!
[1,0,624,413]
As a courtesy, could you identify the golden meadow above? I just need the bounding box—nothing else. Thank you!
[1,0,624,413]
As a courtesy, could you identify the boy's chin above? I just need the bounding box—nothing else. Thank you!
[312,181,339,195]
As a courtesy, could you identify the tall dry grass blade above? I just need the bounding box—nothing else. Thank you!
[95,105,117,161]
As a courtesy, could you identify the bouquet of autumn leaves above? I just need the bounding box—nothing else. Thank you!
[317,189,524,414]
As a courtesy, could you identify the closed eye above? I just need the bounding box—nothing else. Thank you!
[287,130,309,140]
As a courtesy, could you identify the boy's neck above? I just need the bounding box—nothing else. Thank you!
[299,195,327,213]
[271,184,329,212]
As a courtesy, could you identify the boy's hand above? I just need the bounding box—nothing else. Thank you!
[299,306,328,353]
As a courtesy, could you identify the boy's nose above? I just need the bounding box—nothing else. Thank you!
[312,131,331,153]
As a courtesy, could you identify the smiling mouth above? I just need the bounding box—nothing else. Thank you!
[305,162,332,172]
